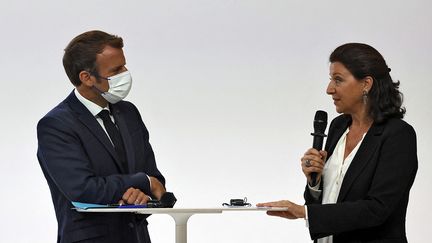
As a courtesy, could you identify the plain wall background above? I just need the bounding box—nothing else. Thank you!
[1,0,431,242]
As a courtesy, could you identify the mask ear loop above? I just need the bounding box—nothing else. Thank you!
[89,70,109,81]
[91,83,106,95]
[88,70,109,94]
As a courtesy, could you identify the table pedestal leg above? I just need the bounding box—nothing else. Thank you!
[168,213,194,243]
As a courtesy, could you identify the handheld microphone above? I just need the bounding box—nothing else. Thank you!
[147,192,177,208]
[310,110,328,186]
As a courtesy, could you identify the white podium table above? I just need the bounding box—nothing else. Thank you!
[76,207,287,243]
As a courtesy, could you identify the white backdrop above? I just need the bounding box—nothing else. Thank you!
[0,0,431,242]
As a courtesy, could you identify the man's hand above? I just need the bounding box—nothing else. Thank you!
[118,187,151,205]
[150,176,166,200]
[256,200,305,219]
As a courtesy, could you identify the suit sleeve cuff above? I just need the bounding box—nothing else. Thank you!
[128,172,151,195]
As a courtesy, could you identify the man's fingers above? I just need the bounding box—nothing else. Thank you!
[140,195,151,205]
[128,189,142,204]
[120,188,152,205]
[122,187,135,202]
[134,192,150,205]
[133,192,142,205]
[123,188,139,204]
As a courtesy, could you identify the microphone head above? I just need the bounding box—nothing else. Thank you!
[313,110,328,134]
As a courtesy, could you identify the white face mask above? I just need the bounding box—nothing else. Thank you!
[99,71,133,104]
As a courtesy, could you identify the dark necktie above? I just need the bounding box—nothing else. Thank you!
[98,110,129,172]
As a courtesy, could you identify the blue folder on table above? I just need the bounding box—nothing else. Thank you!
[72,201,148,209]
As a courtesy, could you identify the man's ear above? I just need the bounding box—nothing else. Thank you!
[363,76,374,92]
[79,71,94,87]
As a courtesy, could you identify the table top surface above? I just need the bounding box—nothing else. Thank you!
[76,206,288,214]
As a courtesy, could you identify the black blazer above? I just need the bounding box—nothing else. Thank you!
[37,91,165,243]
[304,114,418,243]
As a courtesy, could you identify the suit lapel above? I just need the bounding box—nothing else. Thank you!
[337,122,384,202]
[111,104,137,173]
[66,92,126,173]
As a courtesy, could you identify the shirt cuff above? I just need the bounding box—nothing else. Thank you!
[147,175,153,199]
[308,180,322,200]
[304,205,309,228]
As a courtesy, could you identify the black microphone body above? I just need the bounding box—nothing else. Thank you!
[312,134,325,151]
[310,110,328,186]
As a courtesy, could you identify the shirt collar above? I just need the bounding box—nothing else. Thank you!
[74,89,109,117]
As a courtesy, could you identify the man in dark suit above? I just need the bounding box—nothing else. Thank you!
[37,30,166,243]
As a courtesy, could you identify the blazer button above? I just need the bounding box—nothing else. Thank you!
[128,222,135,228]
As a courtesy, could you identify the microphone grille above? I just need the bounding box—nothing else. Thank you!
[314,110,328,133]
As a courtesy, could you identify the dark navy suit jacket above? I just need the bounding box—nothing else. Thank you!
[304,114,418,243]
[37,91,165,243]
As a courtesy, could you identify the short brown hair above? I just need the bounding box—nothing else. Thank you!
[62,30,123,86]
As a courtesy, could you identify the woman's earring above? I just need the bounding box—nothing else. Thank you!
[362,90,368,105]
